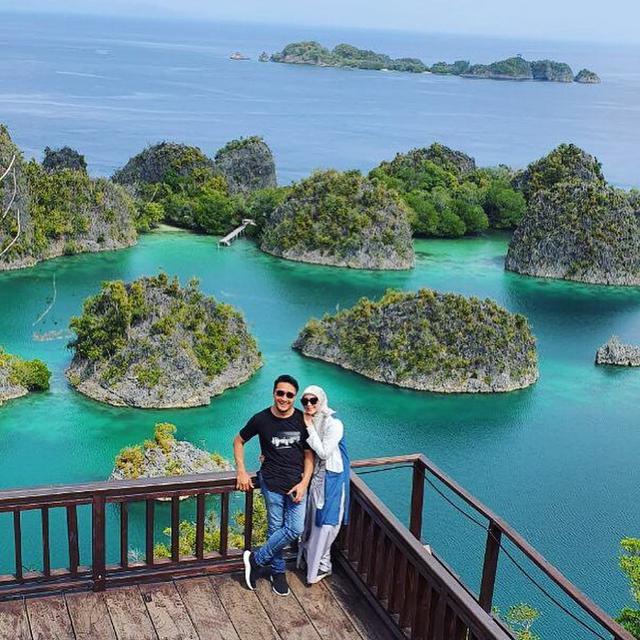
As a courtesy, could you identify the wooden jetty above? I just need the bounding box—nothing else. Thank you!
[0,454,632,640]
[219,219,256,247]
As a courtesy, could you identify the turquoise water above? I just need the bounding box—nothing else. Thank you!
[1,230,639,637]
[1,11,640,637]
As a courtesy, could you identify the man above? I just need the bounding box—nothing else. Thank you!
[234,374,314,596]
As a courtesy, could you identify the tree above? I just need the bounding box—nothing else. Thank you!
[618,537,640,638]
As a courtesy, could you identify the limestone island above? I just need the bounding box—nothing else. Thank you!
[595,336,640,367]
[267,42,597,83]
[66,273,262,408]
[574,69,601,84]
[112,136,276,233]
[293,289,539,393]
[260,170,415,270]
[0,347,50,405]
[506,144,640,285]
[111,422,232,480]
[0,125,138,271]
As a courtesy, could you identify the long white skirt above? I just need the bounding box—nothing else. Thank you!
[300,486,345,584]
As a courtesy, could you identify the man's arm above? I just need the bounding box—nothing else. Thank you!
[287,449,314,504]
[233,434,254,491]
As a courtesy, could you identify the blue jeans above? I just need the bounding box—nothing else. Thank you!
[254,477,307,574]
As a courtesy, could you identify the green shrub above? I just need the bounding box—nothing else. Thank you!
[618,537,640,638]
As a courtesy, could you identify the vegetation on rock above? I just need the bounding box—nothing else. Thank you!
[0,347,50,405]
[260,169,414,270]
[294,288,538,393]
[213,136,277,195]
[494,604,541,640]
[575,68,601,84]
[617,538,640,638]
[506,145,640,285]
[0,125,138,270]
[67,273,262,408]
[370,143,525,237]
[512,143,604,201]
[113,138,277,234]
[42,146,87,173]
[113,422,232,480]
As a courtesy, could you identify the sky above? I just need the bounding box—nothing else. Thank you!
[2,0,637,43]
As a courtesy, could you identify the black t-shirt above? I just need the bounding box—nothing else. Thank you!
[239,407,310,494]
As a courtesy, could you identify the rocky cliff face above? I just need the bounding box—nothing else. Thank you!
[112,142,214,188]
[294,289,538,393]
[531,60,574,82]
[505,182,640,285]
[260,170,414,270]
[377,143,477,178]
[0,125,137,271]
[66,274,262,408]
[595,336,640,366]
[213,137,277,195]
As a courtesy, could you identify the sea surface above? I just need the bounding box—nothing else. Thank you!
[1,12,639,639]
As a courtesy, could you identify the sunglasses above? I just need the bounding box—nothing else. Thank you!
[275,389,296,399]
[301,396,318,407]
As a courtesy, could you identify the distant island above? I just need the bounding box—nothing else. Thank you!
[294,289,539,393]
[266,41,600,84]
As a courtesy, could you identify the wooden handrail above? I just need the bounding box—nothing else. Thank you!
[350,454,633,640]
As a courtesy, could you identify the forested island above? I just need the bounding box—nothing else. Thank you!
[0,347,50,405]
[66,274,262,408]
[506,144,640,285]
[0,126,138,271]
[294,289,539,393]
[266,41,600,83]
[260,170,415,269]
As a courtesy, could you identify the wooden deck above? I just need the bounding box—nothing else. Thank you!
[0,569,393,640]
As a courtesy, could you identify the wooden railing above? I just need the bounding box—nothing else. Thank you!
[0,455,633,640]
[0,471,257,597]
[338,454,634,640]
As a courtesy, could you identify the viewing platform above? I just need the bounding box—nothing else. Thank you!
[0,454,632,640]
[219,219,256,247]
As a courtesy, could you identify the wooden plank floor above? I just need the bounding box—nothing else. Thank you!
[0,570,395,640]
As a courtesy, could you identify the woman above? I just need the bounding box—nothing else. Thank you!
[297,385,350,584]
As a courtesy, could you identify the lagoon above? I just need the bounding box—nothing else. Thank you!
[1,11,640,637]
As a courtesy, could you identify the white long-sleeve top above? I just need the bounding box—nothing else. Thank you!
[306,413,344,474]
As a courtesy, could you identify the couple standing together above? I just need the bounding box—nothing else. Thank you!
[233,374,350,597]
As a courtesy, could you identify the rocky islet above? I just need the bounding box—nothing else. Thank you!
[293,289,539,393]
[66,274,262,408]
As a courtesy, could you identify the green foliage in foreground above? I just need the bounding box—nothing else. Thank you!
[154,492,268,558]
[0,348,51,391]
[618,538,640,638]
[370,144,525,237]
[494,604,541,640]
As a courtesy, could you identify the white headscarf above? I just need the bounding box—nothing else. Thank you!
[301,384,335,424]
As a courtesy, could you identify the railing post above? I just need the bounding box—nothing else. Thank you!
[479,521,502,612]
[92,495,106,592]
[409,459,425,540]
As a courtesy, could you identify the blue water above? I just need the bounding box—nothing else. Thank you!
[1,13,640,188]
[1,12,640,639]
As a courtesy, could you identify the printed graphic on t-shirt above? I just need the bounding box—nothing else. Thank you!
[271,431,301,449]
